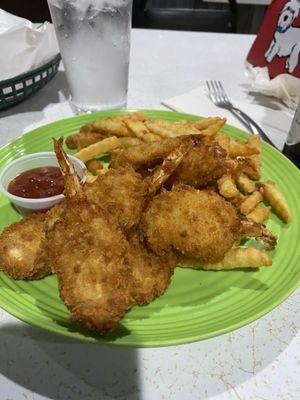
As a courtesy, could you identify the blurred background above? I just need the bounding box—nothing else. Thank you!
[1,0,269,34]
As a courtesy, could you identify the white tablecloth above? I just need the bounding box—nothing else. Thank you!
[0,29,299,400]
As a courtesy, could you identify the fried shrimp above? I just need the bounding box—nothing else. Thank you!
[111,136,237,188]
[126,231,176,305]
[110,136,183,171]
[84,167,147,233]
[166,143,229,188]
[0,204,63,280]
[50,139,135,333]
[0,213,50,279]
[48,198,134,333]
[142,185,276,263]
[142,185,240,263]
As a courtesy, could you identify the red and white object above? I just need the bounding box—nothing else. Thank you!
[247,0,300,77]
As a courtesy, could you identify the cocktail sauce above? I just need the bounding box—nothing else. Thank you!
[8,166,64,199]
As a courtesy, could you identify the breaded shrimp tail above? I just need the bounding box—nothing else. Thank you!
[53,138,83,198]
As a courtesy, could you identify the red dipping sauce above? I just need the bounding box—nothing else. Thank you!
[7,166,64,199]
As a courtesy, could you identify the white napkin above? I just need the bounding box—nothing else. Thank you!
[22,101,74,134]
[162,86,293,151]
[245,63,300,110]
[0,9,59,80]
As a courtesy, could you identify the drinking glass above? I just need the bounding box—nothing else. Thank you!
[47,0,132,113]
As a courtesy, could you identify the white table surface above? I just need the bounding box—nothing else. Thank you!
[0,29,299,400]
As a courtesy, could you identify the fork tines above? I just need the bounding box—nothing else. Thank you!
[206,80,230,104]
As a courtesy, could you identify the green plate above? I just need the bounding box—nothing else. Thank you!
[0,109,299,347]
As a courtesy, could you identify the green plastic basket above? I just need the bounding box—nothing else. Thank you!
[0,53,61,110]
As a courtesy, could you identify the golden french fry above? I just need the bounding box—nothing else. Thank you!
[228,192,246,207]
[247,135,261,152]
[239,191,263,215]
[124,120,161,142]
[202,248,272,269]
[229,139,259,158]
[86,159,103,176]
[120,112,149,122]
[74,136,121,162]
[246,135,262,179]
[125,120,149,137]
[145,120,177,138]
[66,124,108,149]
[242,155,261,180]
[200,118,226,136]
[214,134,230,154]
[145,119,201,138]
[179,247,272,270]
[193,117,226,131]
[236,173,256,194]
[91,118,133,137]
[217,175,239,198]
[86,175,98,183]
[258,181,292,223]
[246,204,271,224]
[117,137,142,147]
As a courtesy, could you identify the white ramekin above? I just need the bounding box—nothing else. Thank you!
[0,152,86,215]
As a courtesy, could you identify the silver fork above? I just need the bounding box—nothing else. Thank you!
[206,80,275,147]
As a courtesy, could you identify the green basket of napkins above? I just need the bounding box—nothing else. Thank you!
[0,53,61,110]
[0,9,60,110]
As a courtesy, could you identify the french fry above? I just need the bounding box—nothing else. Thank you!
[125,120,149,137]
[236,173,256,194]
[125,120,161,142]
[91,118,134,137]
[193,117,226,131]
[119,112,149,122]
[145,119,201,138]
[239,191,263,215]
[145,120,177,138]
[228,192,246,207]
[214,134,230,154]
[199,118,226,136]
[246,135,262,179]
[202,248,272,269]
[229,139,259,158]
[66,126,107,149]
[242,155,261,180]
[258,181,292,223]
[247,135,261,152]
[86,175,98,183]
[74,136,121,162]
[86,159,103,176]
[246,204,271,224]
[179,247,272,270]
[217,175,239,198]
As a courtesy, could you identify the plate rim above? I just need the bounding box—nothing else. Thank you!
[0,108,299,347]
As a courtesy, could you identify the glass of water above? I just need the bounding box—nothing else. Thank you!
[47,0,132,113]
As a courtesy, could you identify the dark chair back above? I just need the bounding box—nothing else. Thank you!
[132,0,237,33]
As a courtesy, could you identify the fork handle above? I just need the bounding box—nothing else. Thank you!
[230,106,276,148]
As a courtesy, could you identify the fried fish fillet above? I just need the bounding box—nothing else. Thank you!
[0,204,63,280]
[47,198,135,333]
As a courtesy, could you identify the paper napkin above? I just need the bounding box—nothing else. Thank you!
[162,86,293,151]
